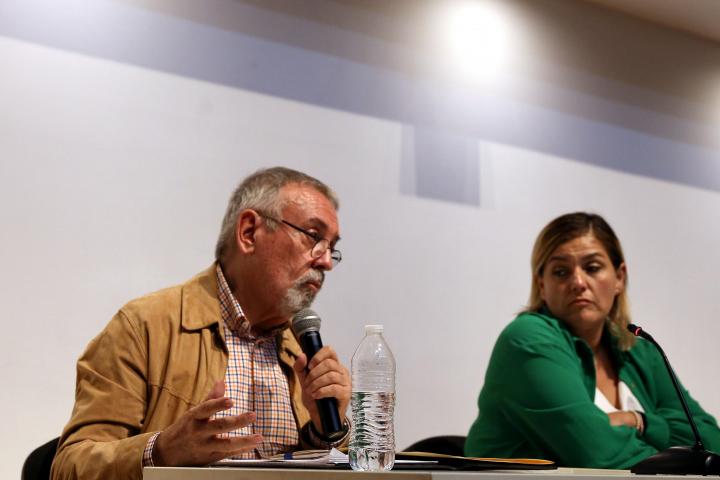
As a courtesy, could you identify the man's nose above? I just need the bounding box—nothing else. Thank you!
[313,248,334,271]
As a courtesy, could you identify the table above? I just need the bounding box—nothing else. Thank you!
[143,466,710,480]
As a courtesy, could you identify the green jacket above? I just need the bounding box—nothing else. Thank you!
[465,311,720,468]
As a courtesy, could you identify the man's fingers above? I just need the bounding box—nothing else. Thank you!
[211,434,264,455]
[304,359,347,386]
[293,355,309,386]
[206,412,256,434]
[204,434,264,463]
[206,380,226,400]
[190,397,233,420]
[293,353,308,372]
[309,383,347,400]
[307,371,349,397]
[306,347,338,370]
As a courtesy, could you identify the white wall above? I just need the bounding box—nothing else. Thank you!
[2,2,720,478]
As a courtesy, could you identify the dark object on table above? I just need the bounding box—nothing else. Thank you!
[404,435,467,457]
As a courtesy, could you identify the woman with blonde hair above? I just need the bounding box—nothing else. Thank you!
[465,212,720,468]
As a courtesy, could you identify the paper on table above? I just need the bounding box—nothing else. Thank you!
[213,448,349,466]
[213,449,439,468]
[395,452,556,470]
[329,448,349,464]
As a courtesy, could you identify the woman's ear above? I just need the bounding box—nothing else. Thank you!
[537,274,546,301]
[615,263,627,294]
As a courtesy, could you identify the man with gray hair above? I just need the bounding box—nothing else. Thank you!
[52,167,351,480]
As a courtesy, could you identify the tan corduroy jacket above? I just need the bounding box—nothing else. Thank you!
[51,265,312,480]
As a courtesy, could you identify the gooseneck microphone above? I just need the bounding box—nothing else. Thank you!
[627,323,719,475]
[291,309,344,439]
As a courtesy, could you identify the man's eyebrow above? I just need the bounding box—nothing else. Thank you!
[305,217,341,243]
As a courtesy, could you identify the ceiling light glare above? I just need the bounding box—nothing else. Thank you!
[442,0,515,84]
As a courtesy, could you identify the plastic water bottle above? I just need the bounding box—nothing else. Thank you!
[349,324,396,471]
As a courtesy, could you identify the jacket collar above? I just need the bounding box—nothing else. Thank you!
[179,265,303,359]
[277,327,303,358]
[538,305,625,365]
[181,264,223,331]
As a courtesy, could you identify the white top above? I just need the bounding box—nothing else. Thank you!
[594,381,645,413]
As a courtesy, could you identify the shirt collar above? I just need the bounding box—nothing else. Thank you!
[215,263,288,340]
[538,305,624,364]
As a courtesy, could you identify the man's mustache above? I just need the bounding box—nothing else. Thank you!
[297,269,324,288]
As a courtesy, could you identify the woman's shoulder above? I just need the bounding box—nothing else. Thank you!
[625,334,662,364]
[499,311,571,349]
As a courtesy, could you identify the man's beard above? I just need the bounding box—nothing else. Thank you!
[280,269,325,316]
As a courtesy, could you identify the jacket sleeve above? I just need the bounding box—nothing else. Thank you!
[489,321,658,469]
[51,310,153,480]
[638,341,720,452]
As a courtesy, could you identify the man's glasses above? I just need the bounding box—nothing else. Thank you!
[260,214,342,267]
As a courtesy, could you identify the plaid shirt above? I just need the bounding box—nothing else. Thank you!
[142,265,300,464]
[212,264,300,458]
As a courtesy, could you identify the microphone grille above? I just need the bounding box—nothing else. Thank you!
[291,308,321,337]
[627,323,642,336]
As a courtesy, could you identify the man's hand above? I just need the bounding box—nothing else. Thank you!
[152,380,263,466]
[293,346,351,436]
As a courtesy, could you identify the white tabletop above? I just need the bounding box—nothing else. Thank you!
[143,466,710,480]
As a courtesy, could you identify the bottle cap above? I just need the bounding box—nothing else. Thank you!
[364,324,384,334]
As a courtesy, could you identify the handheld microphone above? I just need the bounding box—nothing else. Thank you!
[291,308,344,439]
[627,323,720,475]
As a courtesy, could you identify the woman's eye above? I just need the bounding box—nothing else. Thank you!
[585,264,602,273]
[552,268,568,278]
